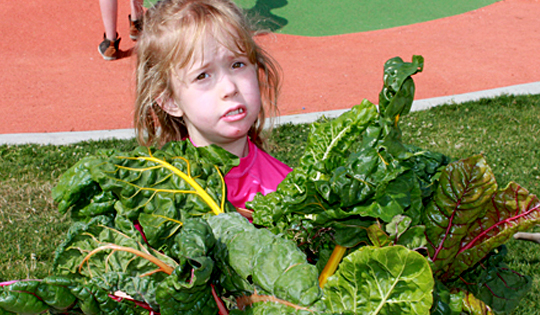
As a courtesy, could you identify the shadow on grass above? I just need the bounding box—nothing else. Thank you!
[244,0,289,32]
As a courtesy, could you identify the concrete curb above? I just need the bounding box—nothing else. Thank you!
[2,82,540,146]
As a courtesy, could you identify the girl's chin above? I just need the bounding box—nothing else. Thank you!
[198,131,250,147]
[219,124,253,139]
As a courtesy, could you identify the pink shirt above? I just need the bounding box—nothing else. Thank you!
[224,139,292,208]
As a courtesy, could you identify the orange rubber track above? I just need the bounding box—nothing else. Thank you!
[1,0,539,135]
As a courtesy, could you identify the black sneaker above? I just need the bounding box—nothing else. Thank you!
[129,15,143,41]
[98,34,120,61]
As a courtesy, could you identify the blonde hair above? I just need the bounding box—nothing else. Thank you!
[134,0,281,148]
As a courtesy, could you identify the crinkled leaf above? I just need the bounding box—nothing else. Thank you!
[91,142,237,248]
[299,100,379,179]
[350,169,422,222]
[227,230,274,280]
[386,215,412,240]
[54,215,177,280]
[52,154,117,220]
[170,217,216,261]
[207,213,323,308]
[251,239,313,301]
[250,94,437,233]
[155,218,217,315]
[206,213,259,295]
[52,141,238,253]
[94,272,160,311]
[69,277,143,315]
[155,262,216,315]
[403,145,451,200]
[250,101,379,227]
[323,245,434,314]
[328,147,419,213]
[34,276,78,312]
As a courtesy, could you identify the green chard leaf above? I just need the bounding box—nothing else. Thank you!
[0,280,53,314]
[87,272,160,312]
[385,215,427,249]
[154,218,218,315]
[430,281,464,315]
[207,213,324,311]
[378,55,424,120]
[330,218,372,248]
[323,245,434,314]
[249,56,437,234]
[300,100,379,179]
[52,153,117,220]
[69,277,144,315]
[155,263,217,315]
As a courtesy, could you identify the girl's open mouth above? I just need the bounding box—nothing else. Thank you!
[222,106,247,121]
[225,108,245,117]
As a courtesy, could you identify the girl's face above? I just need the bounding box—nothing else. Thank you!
[167,35,261,157]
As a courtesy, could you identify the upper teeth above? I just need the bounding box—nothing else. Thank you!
[226,108,244,116]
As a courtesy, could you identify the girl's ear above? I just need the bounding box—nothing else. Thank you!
[155,95,184,117]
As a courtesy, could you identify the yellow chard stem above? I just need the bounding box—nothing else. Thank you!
[142,155,223,216]
[318,245,347,288]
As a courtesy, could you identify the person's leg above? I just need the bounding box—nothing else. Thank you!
[129,0,144,40]
[130,0,144,21]
[100,0,118,40]
[98,0,120,60]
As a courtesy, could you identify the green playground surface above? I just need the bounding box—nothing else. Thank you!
[145,0,499,36]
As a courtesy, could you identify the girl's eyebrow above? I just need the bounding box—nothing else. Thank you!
[187,60,210,75]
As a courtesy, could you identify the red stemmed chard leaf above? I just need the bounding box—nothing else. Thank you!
[425,155,497,279]
[425,154,540,281]
[446,181,540,280]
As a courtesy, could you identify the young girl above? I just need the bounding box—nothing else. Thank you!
[133,0,292,213]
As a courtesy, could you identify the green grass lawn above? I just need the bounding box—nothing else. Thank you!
[1,93,539,314]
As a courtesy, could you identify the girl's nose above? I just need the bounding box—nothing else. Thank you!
[219,74,239,99]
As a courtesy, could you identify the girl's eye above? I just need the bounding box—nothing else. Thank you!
[196,73,209,81]
[232,62,246,69]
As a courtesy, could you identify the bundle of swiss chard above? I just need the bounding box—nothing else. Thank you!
[1,55,539,315]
